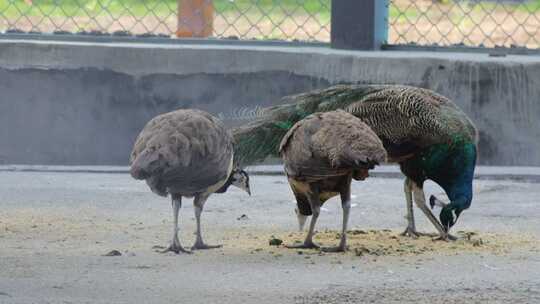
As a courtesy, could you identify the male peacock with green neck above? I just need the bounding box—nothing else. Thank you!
[233,85,478,240]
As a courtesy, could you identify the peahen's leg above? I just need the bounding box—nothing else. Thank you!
[287,189,321,249]
[160,195,191,254]
[401,178,421,238]
[295,207,308,232]
[322,177,352,252]
[192,193,222,250]
[411,182,455,240]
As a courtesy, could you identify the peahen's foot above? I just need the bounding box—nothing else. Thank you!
[191,241,223,251]
[285,240,320,250]
[320,245,348,253]
[154,243,191,254]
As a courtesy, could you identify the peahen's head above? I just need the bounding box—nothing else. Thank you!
[215,168,251,195]
[231,169,251,195]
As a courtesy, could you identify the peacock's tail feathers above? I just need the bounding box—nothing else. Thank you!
[232,84,477,167]
[232,118,288,166]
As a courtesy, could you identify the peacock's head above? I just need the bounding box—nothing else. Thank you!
[436,142,476,233]
[430,195,468,233]
[231,169,251,195]
[439,205,464,233]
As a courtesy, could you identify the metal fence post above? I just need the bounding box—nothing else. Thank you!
[331,0,388,50]
[176,0,214,37]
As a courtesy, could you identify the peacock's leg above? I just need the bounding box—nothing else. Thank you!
[401,178,421,238]
[287,189,321,250]
[322,177,352,252]
[160,195,191,254]
[192,193,222,250]
[411,183,453,240]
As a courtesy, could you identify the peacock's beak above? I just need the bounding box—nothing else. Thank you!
[442,222,450,233]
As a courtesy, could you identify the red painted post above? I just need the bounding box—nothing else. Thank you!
[176,0,214,37]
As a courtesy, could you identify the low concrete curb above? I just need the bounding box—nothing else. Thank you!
[2,165,540,182]
[1,39,540,166]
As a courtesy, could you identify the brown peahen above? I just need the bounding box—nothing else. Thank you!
[130,109,251,254]
[280,110,387,251]
[233,85,478,240]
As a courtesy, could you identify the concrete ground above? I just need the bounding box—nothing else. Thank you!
[0,170,539,303]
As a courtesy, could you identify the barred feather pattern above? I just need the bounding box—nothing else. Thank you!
[216,106,267,121]
[347,87,458,148]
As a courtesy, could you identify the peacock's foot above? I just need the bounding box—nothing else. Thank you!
[285,241,320,250]
[191,242,223,251]
[320,245,348,253]
[400,227,437,238]
[432,233,458,242]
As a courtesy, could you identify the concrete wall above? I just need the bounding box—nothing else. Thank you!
[0,39,539,166]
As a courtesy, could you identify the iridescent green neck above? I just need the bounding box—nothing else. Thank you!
[421,139,477,210]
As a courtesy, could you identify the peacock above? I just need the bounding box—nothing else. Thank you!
[280,110,387,251]
[233,85,478,240]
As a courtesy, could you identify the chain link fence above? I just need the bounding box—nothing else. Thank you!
[0,0,539,49]
[389,0,540,49]
[0,0,330,42]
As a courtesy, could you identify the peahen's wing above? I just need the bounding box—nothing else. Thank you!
[279,111,387,179]
[311,110,387,168]
[130,109,233,195]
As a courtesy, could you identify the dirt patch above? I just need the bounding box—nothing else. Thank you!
[223,229,539,259]
[2,208,538,260]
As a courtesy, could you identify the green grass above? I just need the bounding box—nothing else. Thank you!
[1,0,538,20]
[462,0,540,14]
[0,0,330,19]
[524,0,540,11]
[389,0,540,24]
[389,5,420,22]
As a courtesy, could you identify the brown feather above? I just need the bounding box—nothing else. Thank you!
[129,109,233,197]
[280,110,387,181]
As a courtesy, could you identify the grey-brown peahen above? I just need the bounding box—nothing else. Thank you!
[233,85,478,240]
[130,109,251,254]
[280,110,387,251]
